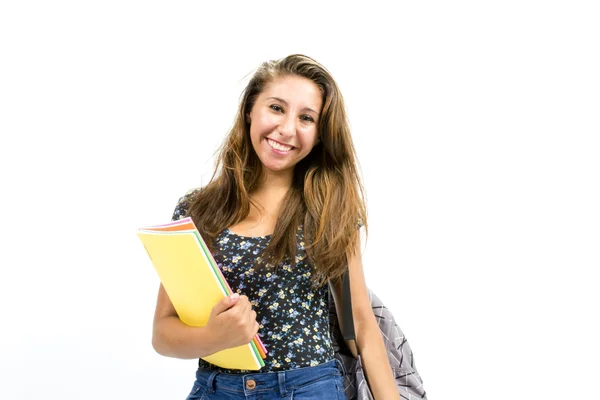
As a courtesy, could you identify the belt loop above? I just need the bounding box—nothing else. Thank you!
[334,357,347,376]
[206,371,219,394]
[278,371,287,397]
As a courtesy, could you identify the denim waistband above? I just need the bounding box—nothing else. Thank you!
[195,358,345,396]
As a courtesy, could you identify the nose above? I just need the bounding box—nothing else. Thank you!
[278,113,296,137]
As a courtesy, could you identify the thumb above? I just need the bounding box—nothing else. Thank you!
[212,293,239,315]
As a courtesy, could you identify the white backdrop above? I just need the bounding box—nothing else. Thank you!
[1,1,599,399]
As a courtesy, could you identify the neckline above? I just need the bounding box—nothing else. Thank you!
[224,228,273,240]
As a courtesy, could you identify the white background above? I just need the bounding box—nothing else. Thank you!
[1,1,598,399]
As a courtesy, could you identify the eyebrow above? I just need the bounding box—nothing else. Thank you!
[266,97,320,116]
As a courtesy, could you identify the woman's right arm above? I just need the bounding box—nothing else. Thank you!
[152,284,220,359]
[152,284,259,359]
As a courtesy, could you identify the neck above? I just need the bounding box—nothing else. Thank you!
[249,168,294,218]
[256,167,294,194]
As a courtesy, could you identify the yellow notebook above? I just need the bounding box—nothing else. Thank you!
[138,217,266,370]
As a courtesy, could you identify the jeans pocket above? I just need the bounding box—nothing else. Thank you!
[334,373,348,399]
[185,380,207,400]
[292,374,342,399]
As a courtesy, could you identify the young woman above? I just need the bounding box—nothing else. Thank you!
[152,54,400,399]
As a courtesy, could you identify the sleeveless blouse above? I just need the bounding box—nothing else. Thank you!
[171,190,335,373]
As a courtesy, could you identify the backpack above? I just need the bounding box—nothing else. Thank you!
[328,271,427,399]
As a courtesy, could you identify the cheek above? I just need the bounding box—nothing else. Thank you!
[249,127,264,152]
[249,116,269,138]
[255,112,277,131]
[300,129,319,148]
[248,125,258,144]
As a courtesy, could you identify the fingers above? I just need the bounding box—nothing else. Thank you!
[253,320,260,336]
[233,295,250,315]
[211,294,237,316]
[228,295,258,325]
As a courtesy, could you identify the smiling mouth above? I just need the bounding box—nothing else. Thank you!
[267,138,294,152]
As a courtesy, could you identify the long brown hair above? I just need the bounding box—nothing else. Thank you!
[187,54,367,287]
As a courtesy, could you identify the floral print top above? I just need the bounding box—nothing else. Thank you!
[171,189,335,373]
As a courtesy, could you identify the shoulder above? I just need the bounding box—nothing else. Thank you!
[171,188,202,221]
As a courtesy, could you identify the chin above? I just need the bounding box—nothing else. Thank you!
[264,165,289,173]
[261,161,292,173]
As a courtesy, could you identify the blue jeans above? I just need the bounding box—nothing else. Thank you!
[185,359,347,400]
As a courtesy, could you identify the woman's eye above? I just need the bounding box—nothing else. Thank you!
[269,105,314,123]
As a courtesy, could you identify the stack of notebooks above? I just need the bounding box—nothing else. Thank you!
[137,217,267,370]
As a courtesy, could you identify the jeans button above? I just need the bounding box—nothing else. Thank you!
[246,379,256,390]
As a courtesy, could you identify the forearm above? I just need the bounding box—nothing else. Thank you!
[356,317,400,400]
[152,316,221,359]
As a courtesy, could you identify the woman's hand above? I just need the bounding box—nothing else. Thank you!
[206,293,260,351]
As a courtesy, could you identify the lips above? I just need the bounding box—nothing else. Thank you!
[266,138,295,152]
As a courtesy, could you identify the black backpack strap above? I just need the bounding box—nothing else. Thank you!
[341,268,356,341]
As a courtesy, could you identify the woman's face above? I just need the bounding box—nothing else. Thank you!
[247,75,322,175]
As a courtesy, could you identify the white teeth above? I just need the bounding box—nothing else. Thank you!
[267,138,293,152]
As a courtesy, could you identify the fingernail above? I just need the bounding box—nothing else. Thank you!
[230,293,239,300]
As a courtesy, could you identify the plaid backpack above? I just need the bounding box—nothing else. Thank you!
[328,271,427,400]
